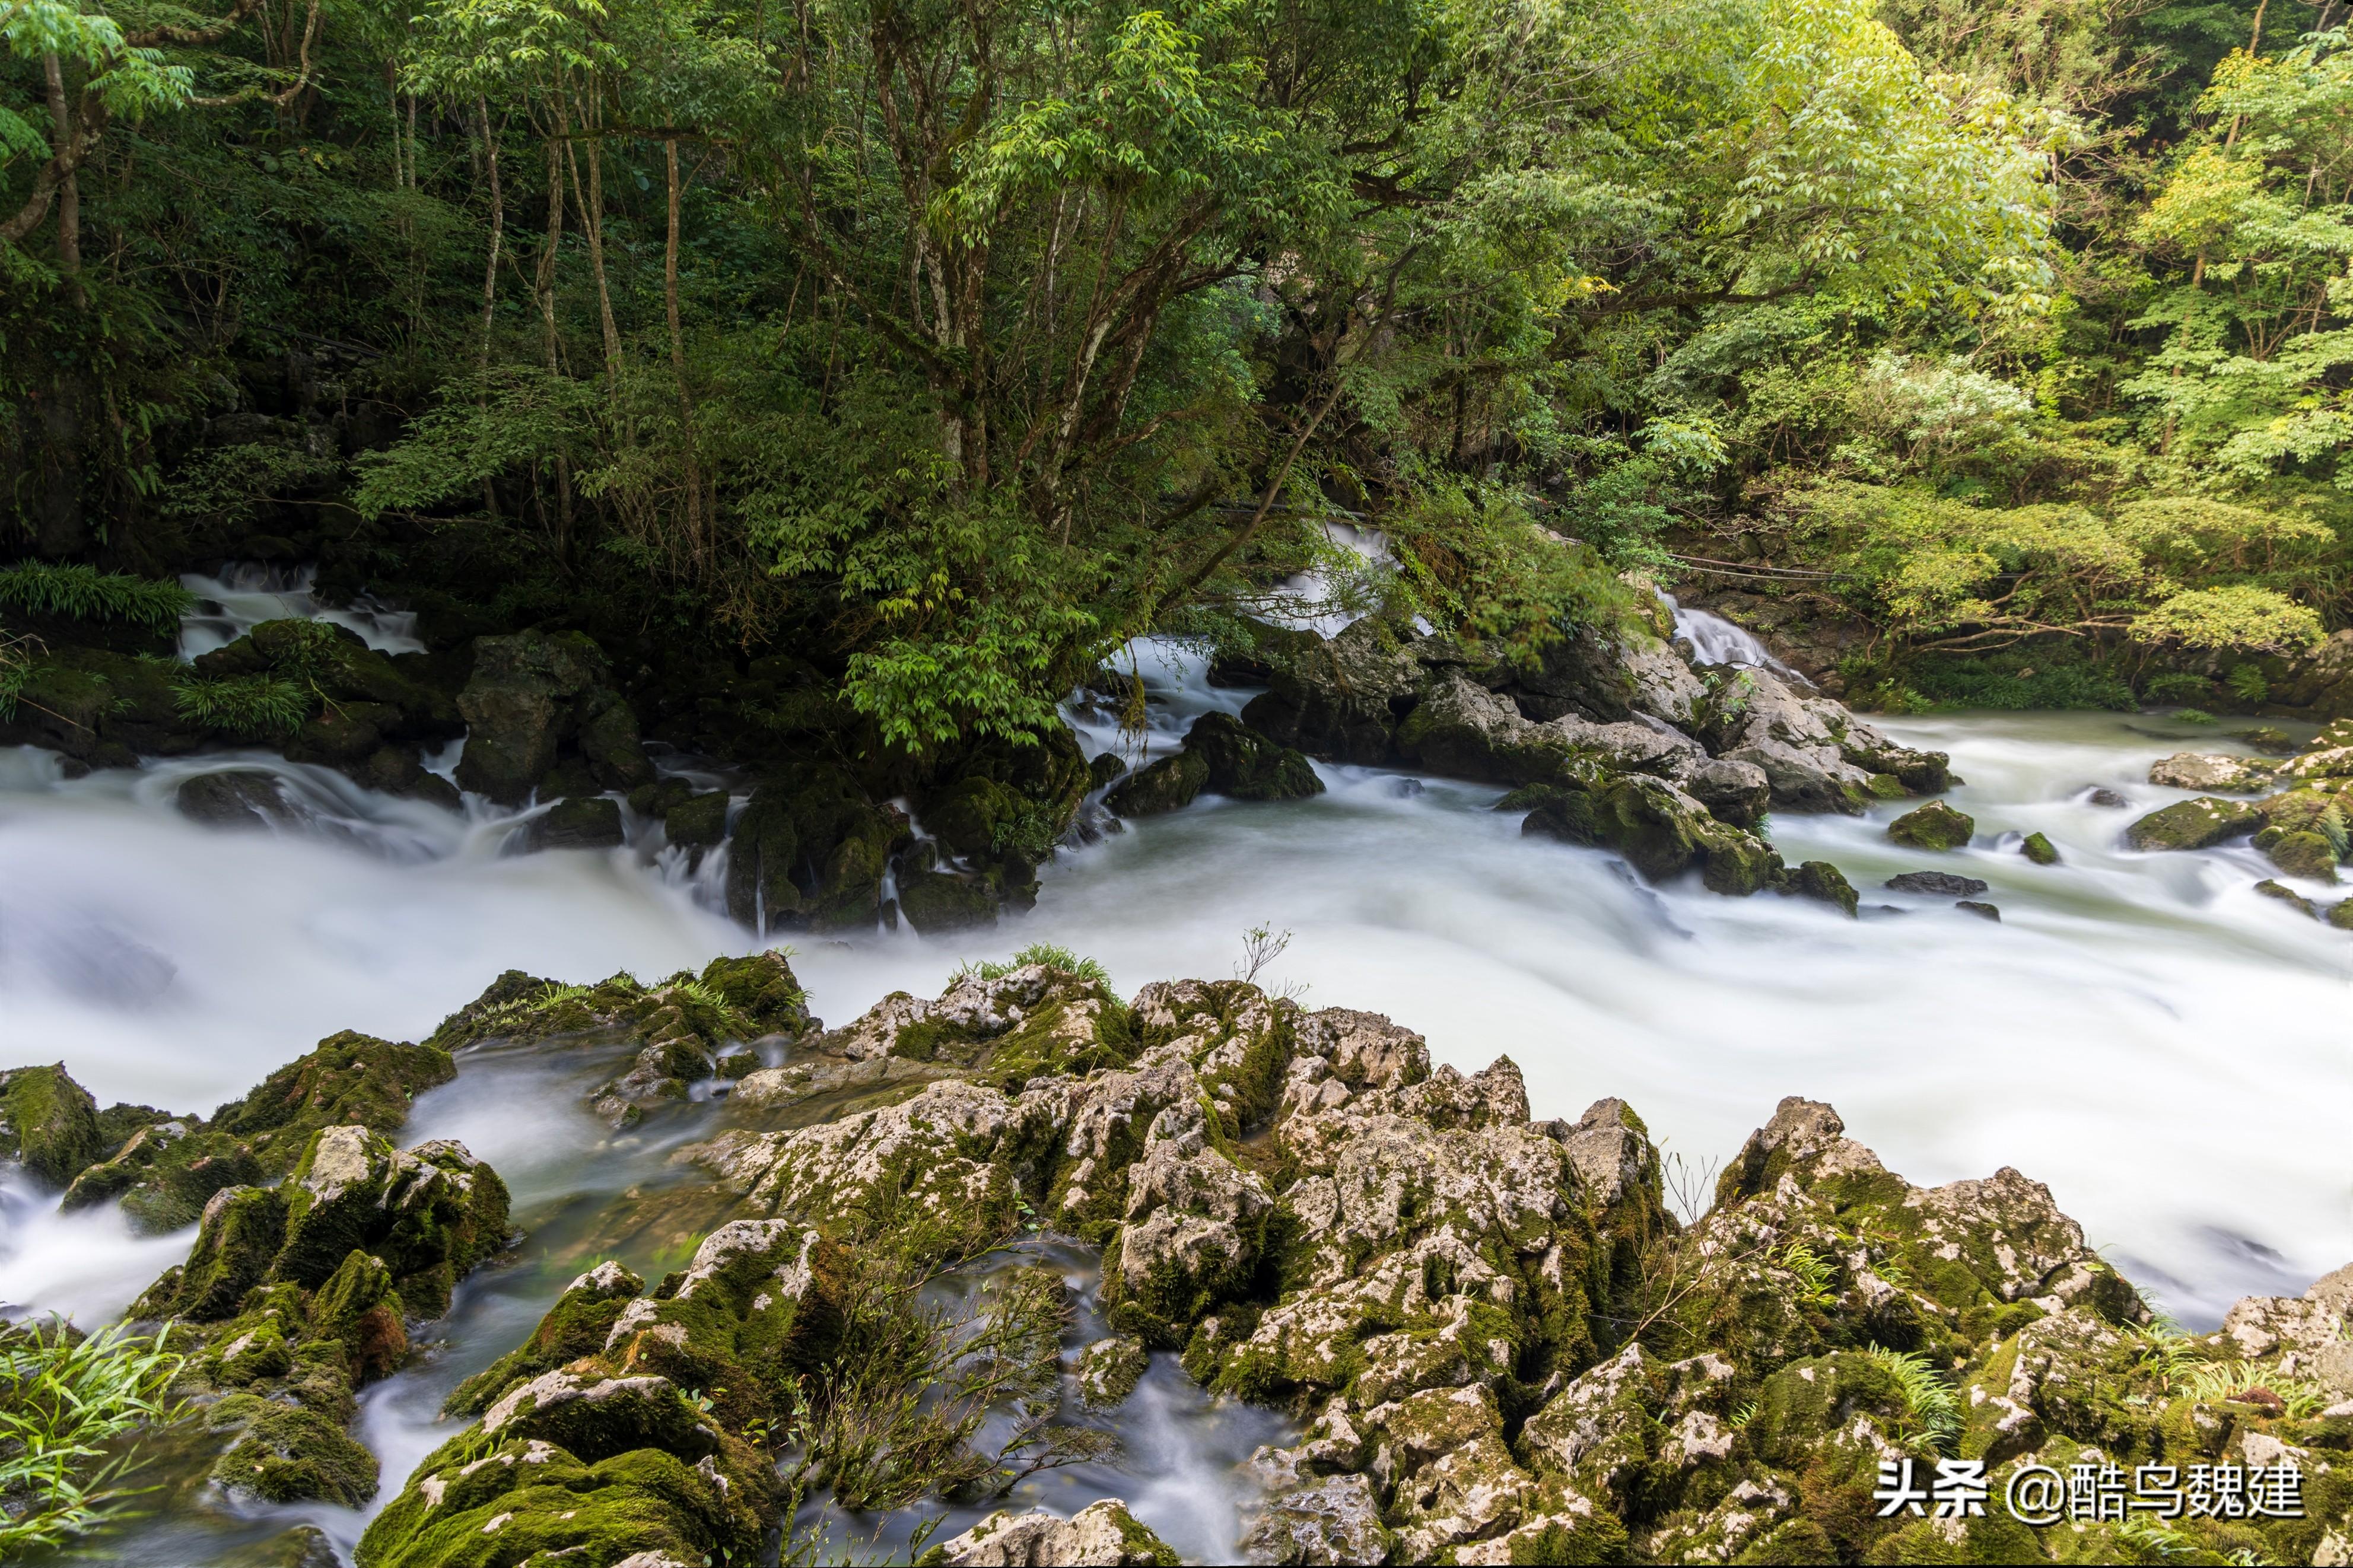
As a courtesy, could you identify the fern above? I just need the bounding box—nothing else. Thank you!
[1868,1345,1960,1454]
[0,564,193,633]
[1775,1241,1837,1308]
[2175,1359,2329,1417]
[0,631,38,722]
[171,672,312,738]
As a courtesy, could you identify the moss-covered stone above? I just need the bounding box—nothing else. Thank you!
[1885,800,1974,850]
[2020,830,2059,865]
[2125,795,2264,851]
[209,1399,380,1506]
[662,788,729,847]
[1105,749,1211,816]
[1182,711,1325,801]
[1524,774,1781,894]
[1777,860,1860,917]
[899,871,1000,931]
[444,1261,645,1417]
[2266,829,2342,882]
[0,1063,104,1186]
[524,794,625,851]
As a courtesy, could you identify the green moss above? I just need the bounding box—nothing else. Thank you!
[2020,831,2059,865]
[210,1401,380,1506]
[0,1064,104,1187]
[1886,801,1974,851]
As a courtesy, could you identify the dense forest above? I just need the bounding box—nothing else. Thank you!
[2,0,2347,742]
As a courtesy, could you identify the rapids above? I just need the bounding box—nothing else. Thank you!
[1,619,2349,1561]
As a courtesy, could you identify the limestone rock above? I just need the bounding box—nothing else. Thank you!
[933,1500,1179,1566]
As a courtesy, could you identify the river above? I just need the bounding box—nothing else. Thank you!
[1,594,2347,1562]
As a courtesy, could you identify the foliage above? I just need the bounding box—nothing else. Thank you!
[0,1318,184,1553]
[0,564,192,632]
[170,671,311,737]
[955,943,1110,989]
[1866,1344,1961,1454]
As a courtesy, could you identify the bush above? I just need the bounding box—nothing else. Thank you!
[1903,654,2135,711]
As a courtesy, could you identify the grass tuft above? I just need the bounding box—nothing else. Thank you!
[0,1318,185,1553]
[953,943,1110,987]
[0,564,193,634]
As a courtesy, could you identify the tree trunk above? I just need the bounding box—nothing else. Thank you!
[567,112,624,392]
[478,96,503,371]
[664,138,704,563]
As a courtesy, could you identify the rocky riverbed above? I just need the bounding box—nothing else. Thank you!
[5,950,2348,1566]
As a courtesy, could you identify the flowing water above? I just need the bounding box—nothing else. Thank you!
[3,610,2350,1561]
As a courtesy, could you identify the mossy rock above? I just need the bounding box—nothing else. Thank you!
[1183,711,1325,802]
[1525,774,1779,893]
[0,1063,104,1186]
[444,1262,644,1417]
[899,871,1000,932]
[694,950,810,1037]
[526,795,625,852]
[211,1400,380,1506]
[663,789,729,847]
[2331,898,2353,931]
[1778,860,1859,917]
[139,1184,290,1321]
[2020,831,2059,866]
[1105,749,1211,816]
[2265,829,2341,883]
[2124,795,2263,851]
[1885,800,1974,850]
[309,1249,409,1384]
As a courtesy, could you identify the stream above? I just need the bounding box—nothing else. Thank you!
[1,589,2348,1563]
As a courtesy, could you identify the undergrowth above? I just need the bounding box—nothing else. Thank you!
[170,672,313,738]
[0,1318,185,1552]
[0,565,193,634]
[1868,1344,1961,1455]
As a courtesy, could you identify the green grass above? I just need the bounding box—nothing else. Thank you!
[0,1318,185,1553]
[2174,1357,2330,1417]
[0,564,193,634]
[170,672,313,738]
[1775,1241,1837,1308]
[954,943,1111,988]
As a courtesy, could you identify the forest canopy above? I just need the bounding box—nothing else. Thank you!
[2,0,2345,739]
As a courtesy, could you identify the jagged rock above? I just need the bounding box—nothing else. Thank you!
[62,1029,454,1231]
[2125,795,2264,851]
[1886,800,1974,850]
[2150,751,2279,792]
[931,1500,1180,1566]
[1238,1468,1389,1565]
[1239,616,1426,764]
[1885,871,1989,897]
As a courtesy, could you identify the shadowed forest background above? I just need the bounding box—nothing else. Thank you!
[4,0,2349,747]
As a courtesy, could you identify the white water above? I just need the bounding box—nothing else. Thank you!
[179,562,425,659]
[4,625,2351,1559]
[1661,587,1810,683]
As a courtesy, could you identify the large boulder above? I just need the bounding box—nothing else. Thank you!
[0,1063,103,1186]
[1182,711,1324,801]
[454,631,651,804]
[2125,796,2264,851]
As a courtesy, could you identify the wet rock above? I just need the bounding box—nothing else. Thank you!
[899,871,1001,931]
[1076,1335,1150,1410]
[2265,829,2342,883]
[445,1261,646,1417]
[1087,750,1128,790]
[1104,749,1210,816]
[1886,800,1973,850]
[724,767,907,931]
[2150,751,2279,793]
[1677,755,1771,828]
[2021,830,2059,865]
[210,1398,380,1506]
[63,1029,454,1231]
[176,769,305,829]
[523,794,624,852]
[1884,871,1989,897]
[1524,774,1780,893]
[1956,899,2001,921]
[1239,616,1424,765]
[933,1500,1180,1566]
[2083,785,2130,807]
[0,1063,103,1186]
[1182,710,1324,800]
[2235,726,2298,756]
[1777,859,1859,916]
[2332,898,2353,930]
[2125,795,2264,851]
[662,789,729,848]
[1238,1469,1389,1566]
[2256,878,2320,917]
[454,630,649,804]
